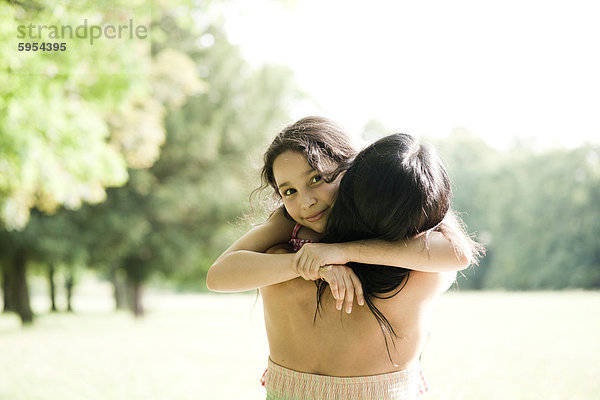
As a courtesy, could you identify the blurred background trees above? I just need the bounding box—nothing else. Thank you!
[0,0,296,323]
[433,128,600,291]
[1,0,598,326]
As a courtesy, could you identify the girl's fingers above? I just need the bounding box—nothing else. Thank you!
[298,252,306,278]
[319,265,333,280]
[310,259,321,280]
[321,266,339,300]
[304,256,313,279]
[335,276,346,311]
[348,271,365,306]
[298,252,311,280]
[293,252,303,276]
[322,266,361,313]
[329,277,339,300]
[342,273,354,314]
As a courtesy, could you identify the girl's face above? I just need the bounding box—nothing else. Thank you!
[273,151,340,233]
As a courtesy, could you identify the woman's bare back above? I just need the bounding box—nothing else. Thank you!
[260,269,455,376]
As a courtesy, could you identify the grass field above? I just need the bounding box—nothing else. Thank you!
[1,286,598,400]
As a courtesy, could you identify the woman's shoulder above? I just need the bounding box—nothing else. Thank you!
[380,271,456,307]
[406,270,457,300]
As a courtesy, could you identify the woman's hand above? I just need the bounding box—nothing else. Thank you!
[293,243,349,281]
[318,265,365,314]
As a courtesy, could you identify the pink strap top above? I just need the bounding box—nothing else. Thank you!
[288,223,313,252]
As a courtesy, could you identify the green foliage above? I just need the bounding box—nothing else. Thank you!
[0,0,159,230]
[434,129,600,290]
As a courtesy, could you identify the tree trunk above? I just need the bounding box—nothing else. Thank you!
[127,281,144,317]
[65,273,74,312]
[110,267,127,310]
[48,263,57,312]
[7,249,34,324]
[2,263,16,313]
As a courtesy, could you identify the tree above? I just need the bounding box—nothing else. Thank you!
[0,0,164,230]
[433,129,600,290]
[0,0,163,323]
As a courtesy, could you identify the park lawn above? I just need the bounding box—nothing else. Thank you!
[0,288,598,400]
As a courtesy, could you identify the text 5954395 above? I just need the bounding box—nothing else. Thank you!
[18,42,66,52]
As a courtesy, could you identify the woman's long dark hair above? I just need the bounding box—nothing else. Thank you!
[316,133,455,365]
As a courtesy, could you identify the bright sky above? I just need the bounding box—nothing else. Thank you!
[223,0,600,149]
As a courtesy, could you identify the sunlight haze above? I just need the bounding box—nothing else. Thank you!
[224,0,600,149]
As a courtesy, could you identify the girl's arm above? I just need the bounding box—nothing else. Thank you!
[206,208,300,292]
[294,230,471,281]
[207,208,366,312]
[264,245,365,314]
[346,230,470,271]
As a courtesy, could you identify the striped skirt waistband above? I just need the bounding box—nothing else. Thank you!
[264,358,427,400]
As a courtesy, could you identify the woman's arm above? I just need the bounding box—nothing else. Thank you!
[206,208,300,292]
[294,230,470,281]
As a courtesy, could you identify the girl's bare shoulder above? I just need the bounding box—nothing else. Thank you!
[296,225,322,241]
[249,207,298,247]
[219,208,296,255]
[263,207,297,237]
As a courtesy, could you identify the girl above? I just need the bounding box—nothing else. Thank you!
[207,117,474,313]
[258,133,483,399]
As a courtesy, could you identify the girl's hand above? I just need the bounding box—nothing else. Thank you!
[294,243,349,281]
[318,265,365,314]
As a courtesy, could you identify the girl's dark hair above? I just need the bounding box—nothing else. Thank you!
[317,133,483,364]
[255,116,357,213]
